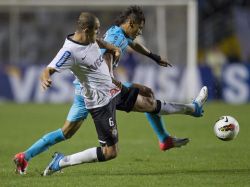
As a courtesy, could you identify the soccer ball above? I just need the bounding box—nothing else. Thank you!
[214,116,239,141]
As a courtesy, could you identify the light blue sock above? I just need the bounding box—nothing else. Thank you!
[24,129,65,161]
[145,113,169,142]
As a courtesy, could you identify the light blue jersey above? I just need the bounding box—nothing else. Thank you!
[101,25,133,55]
[101,25,133,67]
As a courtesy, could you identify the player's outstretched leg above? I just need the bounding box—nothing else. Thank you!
[158,86,208,116]
[13,128,65,175]
[191,86,208,117]
[145,113,189,151]
[13,88,88,175]
[145,113,169,143]
[13,119,85,175]
[157,86,207,151]
[43,145,117,176]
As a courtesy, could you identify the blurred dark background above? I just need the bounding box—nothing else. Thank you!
[0,0,250,104]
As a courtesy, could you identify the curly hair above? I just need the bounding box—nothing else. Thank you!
[114,5,145,26]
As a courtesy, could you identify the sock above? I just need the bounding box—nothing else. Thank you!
[96,147,106,162]
[59,147,99,168]
[158,100,195,115]
[24,129,65,161]
[145,113,169,142]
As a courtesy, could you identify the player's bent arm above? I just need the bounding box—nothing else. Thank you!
[103,53,114,77]
[128,41,172,67]
[40,67,57,90]
[128,41,150,56]
[103,53,122,89]
[131,83,154,98]
[96,38,121,63]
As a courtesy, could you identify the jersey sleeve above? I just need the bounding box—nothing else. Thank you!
[104,33,128,50]
[48,48,73,72]
[126,38,133,45]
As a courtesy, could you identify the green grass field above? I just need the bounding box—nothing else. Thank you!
[0,102,249,187]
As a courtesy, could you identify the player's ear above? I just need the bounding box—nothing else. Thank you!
[129,20,134,28]
[82,27,89,33]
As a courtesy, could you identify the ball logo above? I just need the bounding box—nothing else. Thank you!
[219,124,235,132]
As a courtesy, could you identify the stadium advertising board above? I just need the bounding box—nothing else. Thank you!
[0,63,249,103]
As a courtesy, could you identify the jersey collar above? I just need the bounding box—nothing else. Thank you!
[67,33,91,46]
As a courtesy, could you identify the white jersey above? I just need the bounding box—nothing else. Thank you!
[48,34,120,109]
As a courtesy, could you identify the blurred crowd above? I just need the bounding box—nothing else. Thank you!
[198,0,250,64]
[0,1,249,65]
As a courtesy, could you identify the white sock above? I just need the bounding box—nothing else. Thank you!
[59,147,98,168]
[159,101,195,115]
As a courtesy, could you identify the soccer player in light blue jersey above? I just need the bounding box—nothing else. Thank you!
[14,6,208,175]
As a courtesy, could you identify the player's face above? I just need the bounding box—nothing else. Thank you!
[128,21,144,39]
[86,18,100,43]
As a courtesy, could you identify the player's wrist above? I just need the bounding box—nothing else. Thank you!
[111,77,122,89]
[147,52,161,63]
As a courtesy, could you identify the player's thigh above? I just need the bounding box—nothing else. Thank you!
[131,83,154,98]
[133,94,156,112]
[89,100,118,147]
[116,85,139,112]
[66,94,89,122]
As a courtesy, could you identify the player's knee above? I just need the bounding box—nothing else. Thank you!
[105,150,118,160]
[145,97,155,107]
[63,127,79,139]
[62,120,83,139]
[137,96,156,112]
[63,131,74,139]
[102,146,118,160]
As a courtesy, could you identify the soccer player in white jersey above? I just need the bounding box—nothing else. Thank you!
[14,7,208,175]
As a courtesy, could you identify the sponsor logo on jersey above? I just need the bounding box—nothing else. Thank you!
[109,87,120,96]
[56,51,71,67]
[88,55,104,70]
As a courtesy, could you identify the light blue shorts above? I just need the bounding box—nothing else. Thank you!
[66,82,89,122]
[66,81,132,122]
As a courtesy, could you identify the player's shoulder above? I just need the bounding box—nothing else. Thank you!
[63,37,75,51]
[105,26,128,45]
[60,42,73,58]
[106,26,125,38]
[63,34,91,53]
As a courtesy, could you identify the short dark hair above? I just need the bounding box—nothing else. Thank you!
[77,12,97,31]
[114,6,145,26]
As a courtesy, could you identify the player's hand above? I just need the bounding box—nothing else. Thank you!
[40,68,53,90]
[148,52,172,67]
[41,77,52,91]
[111,77,122,89]
[132,83,154,98]
[157,58,172,67]
[113,47,121,64]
